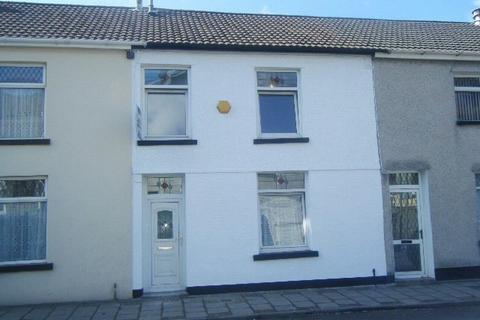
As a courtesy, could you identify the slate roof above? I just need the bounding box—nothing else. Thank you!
[1,1,480,54]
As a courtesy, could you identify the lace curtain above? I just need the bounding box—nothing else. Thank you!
[0,88,44,138]
[260,194,305,247]
[0,202,47,262]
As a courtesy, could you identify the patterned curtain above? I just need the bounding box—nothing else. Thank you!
[0,202,47,262]
[0,88,44,138]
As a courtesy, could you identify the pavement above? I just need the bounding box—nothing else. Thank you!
[2,279,480,320]
[267,304,480,319]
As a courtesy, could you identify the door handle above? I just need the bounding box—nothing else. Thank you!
[419,230,423,239]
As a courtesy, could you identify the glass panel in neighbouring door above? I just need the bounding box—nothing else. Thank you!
[394,244,422,272]
[391,192,419,240]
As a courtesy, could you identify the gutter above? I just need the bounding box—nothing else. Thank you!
[375,49,480,61]
[136,42,386,56]
[0,37,146,50]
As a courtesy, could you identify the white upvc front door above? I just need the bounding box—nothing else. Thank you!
[390,187,426,278]
[143,199,184,292]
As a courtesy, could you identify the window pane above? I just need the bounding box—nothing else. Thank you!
[0,66,43,84]
[147,92,186,136]
[456,91,480,121]
[0,88,44,138]
[145,69,187,85]
[257,72,297,88]
[390,192,419,240]
[0,202,47,262]
[147,177,183,194]
[454,77,480,87]
[0,179,45,198]
[157,210,173,239]
[477,188,480,234]
[258,172,305,190]
[389,173,419,186]
[394,244,422,272]
[260,194,305,247]
[259,94,297,134]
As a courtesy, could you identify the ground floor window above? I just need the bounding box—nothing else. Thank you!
[258,172,307,251]
[0,177,47,263]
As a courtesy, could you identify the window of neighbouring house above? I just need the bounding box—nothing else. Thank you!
[0,65,46,139]
[257,70,300,136]
[0,177,47,263]
[143,68,189,138]
[258,172,307,251]
[454,76,480,122]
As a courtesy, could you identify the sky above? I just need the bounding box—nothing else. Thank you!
[3,0,480,22]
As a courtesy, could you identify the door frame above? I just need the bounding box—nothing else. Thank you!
[389,171,435,279]
[142,175,186,293]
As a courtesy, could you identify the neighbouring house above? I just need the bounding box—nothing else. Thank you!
[374,57,480,279]
[0,1,479,306]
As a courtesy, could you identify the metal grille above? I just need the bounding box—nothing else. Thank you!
[455,77,480,122]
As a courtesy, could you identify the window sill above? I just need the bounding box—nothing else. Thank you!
[137,139,198,146]
[253,250,319,261]
[457,120,480,126]
[0,262,53,273]
[0,139,50,145]
[253,137,309,144]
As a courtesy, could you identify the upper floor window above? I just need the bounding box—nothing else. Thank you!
[454,76,480,123]
[0,177,47,263]
[258,172,307,252]
[143,68,189,139]
[257,70,300,136]
[0,65,46,139]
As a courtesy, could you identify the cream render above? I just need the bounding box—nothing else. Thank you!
[0,47,132,305]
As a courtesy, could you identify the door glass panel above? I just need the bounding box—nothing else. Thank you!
[389,173,419,186]
[157,210,173,239]
[394,244,422,272]
[391,192,419,240]
[147,177,182,194]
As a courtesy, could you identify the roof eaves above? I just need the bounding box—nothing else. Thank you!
[140,42,385,55]
[375,48,480,61]
[0,37,146,49]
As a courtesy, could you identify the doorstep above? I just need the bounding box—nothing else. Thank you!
[2,280,480,319]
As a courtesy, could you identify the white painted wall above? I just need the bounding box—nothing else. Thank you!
[133,50,386,287]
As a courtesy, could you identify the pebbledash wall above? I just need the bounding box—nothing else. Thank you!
[374,58,480,278]
[0,47,133,305]
[131,50,388,292]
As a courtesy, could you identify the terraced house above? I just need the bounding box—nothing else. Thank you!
[0,1,479,306]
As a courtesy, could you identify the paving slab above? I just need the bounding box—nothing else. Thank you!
[3,279,480,319]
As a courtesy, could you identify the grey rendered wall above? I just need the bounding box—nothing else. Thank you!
[373,59,480,274]
[0,47,132,305]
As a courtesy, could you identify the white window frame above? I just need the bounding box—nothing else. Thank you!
[0,64,47,140]
[453,74,480,122]
[141,65,191,140]
[0,176,47,265]
[256,69,302,138]
[257,171,309,253]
